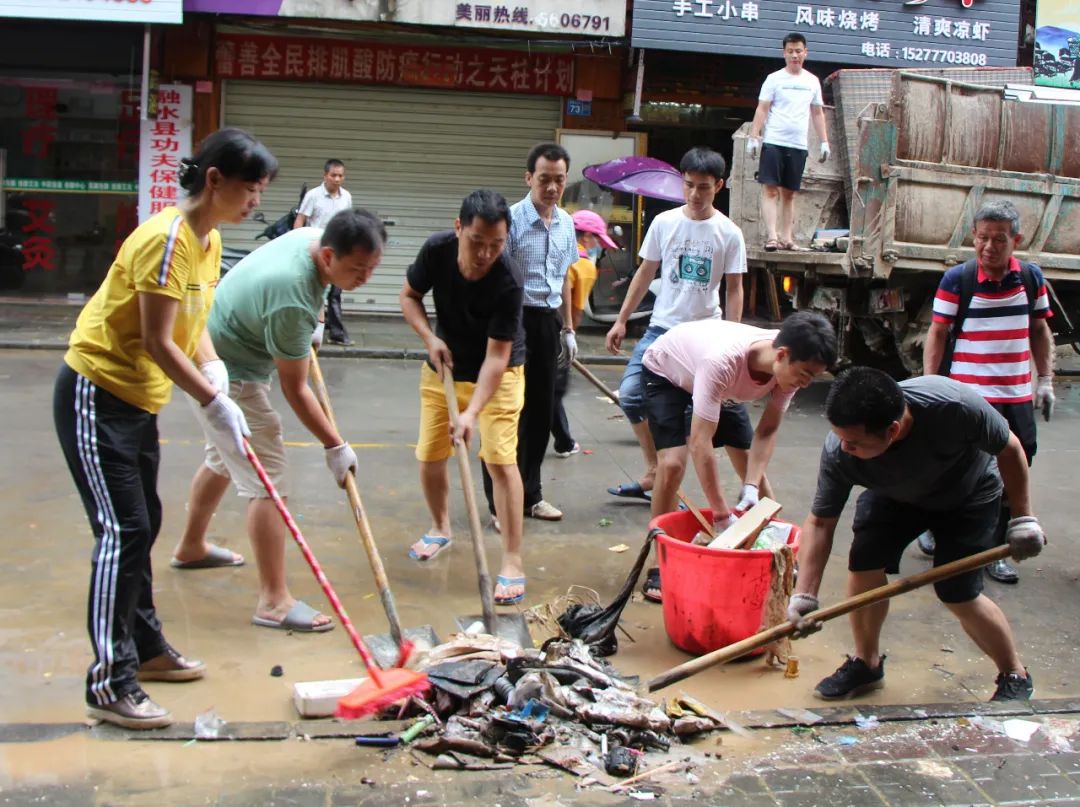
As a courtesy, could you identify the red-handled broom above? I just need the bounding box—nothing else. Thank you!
[243,440,429,719]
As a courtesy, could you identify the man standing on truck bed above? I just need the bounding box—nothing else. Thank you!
[921,200,1055,585]
[747,32,830,252]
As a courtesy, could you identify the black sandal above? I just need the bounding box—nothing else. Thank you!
[641,567,662,603]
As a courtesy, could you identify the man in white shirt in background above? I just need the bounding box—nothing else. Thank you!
[294,159,354,345]
[747,33,830,252]
[605,147,750,503]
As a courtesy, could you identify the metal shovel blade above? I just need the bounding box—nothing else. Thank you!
[362,625,442,670]
[453,614,534,648]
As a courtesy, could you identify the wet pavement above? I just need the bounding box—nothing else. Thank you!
[1,321,1079,805]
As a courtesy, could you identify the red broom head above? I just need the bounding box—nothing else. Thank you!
[335,668,430,720]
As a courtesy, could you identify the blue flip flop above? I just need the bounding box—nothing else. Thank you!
[494,575,526,606]
[409,534,451,561]
[607,482,652,501]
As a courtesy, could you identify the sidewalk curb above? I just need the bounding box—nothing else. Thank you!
[6,697,1075,743]
[0,340,632,366]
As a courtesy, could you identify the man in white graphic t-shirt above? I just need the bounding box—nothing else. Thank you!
[604,147,749,505]
[748,33,830,252]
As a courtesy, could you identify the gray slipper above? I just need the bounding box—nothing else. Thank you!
[170,543,244,569]
[251,600,334,633]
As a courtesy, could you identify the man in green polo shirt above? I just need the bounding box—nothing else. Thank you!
[172,209,385,633]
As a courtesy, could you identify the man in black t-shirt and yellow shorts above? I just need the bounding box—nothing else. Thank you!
[400,189,529,606]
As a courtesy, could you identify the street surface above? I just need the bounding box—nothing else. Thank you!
[0,345,1078,805]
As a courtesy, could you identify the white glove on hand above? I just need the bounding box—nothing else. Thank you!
[1006,516,1046,561]
[561,330,578,364]
[202,392,250,456]
[198,359,229,396]
[1035,375,1054,422]
[747,139,760,159]
[325,442,357,488]
[786,593,822,639]
[713,511,738,530]
[311,322,325,351]
[735,483,759,514]
[819,141,831,162]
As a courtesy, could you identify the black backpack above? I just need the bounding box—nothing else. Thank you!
[939,258,1039,376]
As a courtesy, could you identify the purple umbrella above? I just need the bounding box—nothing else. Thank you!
[583,156,685,204]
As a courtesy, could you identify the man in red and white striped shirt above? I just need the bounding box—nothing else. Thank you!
[923,200,1055,584]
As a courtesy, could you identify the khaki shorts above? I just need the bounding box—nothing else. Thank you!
[415,363,524,465]
[192,380,288,498]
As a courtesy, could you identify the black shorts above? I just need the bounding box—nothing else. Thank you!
[642,367,753,452]
[757,144,808,192]
[849,491,1001,604]
[992,401,1036,465]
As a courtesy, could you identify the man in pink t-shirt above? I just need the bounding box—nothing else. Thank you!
[642,312,836,530]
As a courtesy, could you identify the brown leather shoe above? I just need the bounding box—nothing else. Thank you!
[87,690,172,729]
[137,644,207,682]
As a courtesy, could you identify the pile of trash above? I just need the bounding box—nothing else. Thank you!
[400,633,725,784]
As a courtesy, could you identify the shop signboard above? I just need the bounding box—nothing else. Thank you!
[1034,0,1080,88]
[215,33,575,96]
[0,0,181,23]
[631,0,1019,67]
[184,0,625,36]
[138,84,193,223]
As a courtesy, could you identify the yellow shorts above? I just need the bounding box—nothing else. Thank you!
[416,363,524,465]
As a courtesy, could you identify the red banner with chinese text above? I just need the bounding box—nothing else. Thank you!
[214,34,574,97]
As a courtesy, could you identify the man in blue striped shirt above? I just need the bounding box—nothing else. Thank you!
[483,143,577,529]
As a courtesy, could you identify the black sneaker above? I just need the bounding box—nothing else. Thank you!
[991,670,1033,701]
[814,655,886,700]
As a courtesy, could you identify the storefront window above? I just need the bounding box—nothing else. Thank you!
[1,75,140,295]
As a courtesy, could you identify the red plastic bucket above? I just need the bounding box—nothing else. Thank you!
[650,508,800,656]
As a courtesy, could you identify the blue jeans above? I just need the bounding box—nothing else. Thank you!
[618,324,667,424]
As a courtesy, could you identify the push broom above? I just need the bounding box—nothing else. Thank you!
[243,440,429,719]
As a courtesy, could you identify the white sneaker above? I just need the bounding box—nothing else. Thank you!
[527,500,563,521]
[553,442,580,459]
[489,515,501,534]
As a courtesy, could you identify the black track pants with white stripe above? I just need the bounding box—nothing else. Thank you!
[53,364,167,706]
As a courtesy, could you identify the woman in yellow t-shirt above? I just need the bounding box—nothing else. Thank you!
[53,128,277,730]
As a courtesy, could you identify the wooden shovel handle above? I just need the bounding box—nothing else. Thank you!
[647,543,1013,692]
[308,352,404,646]
[677,491,714,538]
[441,369,498,635]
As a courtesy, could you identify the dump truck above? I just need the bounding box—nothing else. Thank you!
[730,66,1080,375]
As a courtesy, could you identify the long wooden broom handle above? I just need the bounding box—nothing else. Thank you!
[648,543,1013,692]
[572,358,713,536]
[441,369,498,635]
[308,352,404,646]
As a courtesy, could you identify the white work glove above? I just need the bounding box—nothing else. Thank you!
[819,141,831,162]
[198,359,229,396]
[735,483,759,514]
[1005,516,1046,561]
[713,511,738,530]
[202,392,250,457]
[786,593,822,639]
[746,138,760,159]
[1035,375,1054,422]
[325,442,357,489]
[311,321,325,351]
[560,329,578,364]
